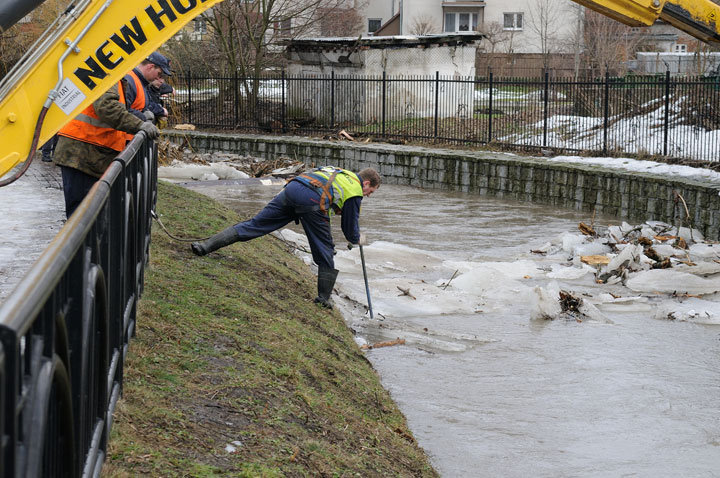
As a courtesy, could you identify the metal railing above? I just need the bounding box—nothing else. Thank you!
[0,132,157,477]
[170,70,720,162]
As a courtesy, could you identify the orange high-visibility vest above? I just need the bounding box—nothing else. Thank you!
[125,70,146,111]
[57,81,129,152]
[124,70,147,141]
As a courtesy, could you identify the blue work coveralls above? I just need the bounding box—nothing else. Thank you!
[233,180,362,269]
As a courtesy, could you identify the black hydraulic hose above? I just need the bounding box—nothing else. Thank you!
[0,0,49,31]
[0,105,48,187]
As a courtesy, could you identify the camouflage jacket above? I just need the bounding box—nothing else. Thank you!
[54,79,145,178]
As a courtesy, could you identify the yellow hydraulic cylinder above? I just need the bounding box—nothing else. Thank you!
[572,0,667,27]
[573,0,720,44]
[0,0,225,180]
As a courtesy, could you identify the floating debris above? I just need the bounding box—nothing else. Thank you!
[578,222,596,236]
[361,338,406,350]
[157,140,305,181]
[396,286,416,300]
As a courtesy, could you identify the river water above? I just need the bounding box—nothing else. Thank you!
[186,180,720,477]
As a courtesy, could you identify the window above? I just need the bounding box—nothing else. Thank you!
[503,12,523,31]
[444,12,478,32]
[274,18,292,38]
[368,18,382,33]
[194,18,207,34]
[674,43,687,53]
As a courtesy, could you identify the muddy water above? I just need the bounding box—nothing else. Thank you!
[189,181,720,477]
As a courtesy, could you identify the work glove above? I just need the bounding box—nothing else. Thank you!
[143,110,155,122]
[140,121,160,140]
[356,232,368,246]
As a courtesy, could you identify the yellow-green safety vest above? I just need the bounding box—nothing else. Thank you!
[293,166,363,215]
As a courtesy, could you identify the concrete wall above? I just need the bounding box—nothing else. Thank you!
[164,131,720,240]
[285,40,477,122]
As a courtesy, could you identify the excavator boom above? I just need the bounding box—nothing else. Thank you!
[574,0,720,44]
[0,0,224,181]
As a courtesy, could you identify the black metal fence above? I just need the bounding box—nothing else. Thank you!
[169,71,720,162]
[0,132,156,477]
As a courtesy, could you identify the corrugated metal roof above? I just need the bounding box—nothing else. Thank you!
[283,33,485,50]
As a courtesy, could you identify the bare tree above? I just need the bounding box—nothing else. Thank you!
[691,39,720,75]
[476,21,511,74]
[582,9,645,75]
[198,0,351,77]
[478,21,508,55]
[525,0,567,67]
[166,0,359,124]
[409,14,439,36]
[318,0,366,36]
[0,0,66,78]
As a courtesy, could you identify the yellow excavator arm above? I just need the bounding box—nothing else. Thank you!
[0,0,225,182]
[574,0,720,44]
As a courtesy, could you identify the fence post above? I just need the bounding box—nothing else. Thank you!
[603,69,610,155]
[543,69,549,147]
[663,69,670,156]
[281,70,287,134]
[488,70,493,143]
[330,70,335,130]
[187,72,193,125]
[233,70,239,128]
[382,71,387,138]
[434,71,440,140]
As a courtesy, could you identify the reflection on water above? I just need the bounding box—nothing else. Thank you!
[190,181,720,477]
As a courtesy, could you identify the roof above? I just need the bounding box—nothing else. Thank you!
[283,33,485,51]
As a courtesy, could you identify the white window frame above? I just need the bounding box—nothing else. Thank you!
[368,18,382,33]
[274,18,292,38]
[444,12,479,33]
[673,43,687,53]
[503,12,523,31]
[194,18,207,34]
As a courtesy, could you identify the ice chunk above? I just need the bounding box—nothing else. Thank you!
[532,242,552,253]
[158,162,250,181]
[547,264,592,280]
[653,244,681,257]
[626,269,720,295]
[595,293,652,312]
[573,240,612,257]
[688,243,720,259]
[640,226,655,238]
[602,244,645,277]
[531,285,561,320]
[561,233,586,254]
[577,300,614,324]
[607,225,623,242]
[671,261,720,277]
[654,298,720,324]
[619,222,636,234]
[482,260,541,280]
[645,220,673,232]
[673,226,704,243]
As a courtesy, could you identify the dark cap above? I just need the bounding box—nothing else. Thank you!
[147,52,172,76]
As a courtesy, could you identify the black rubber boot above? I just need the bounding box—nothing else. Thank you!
[314,266,339,309]
[191,226,240,256]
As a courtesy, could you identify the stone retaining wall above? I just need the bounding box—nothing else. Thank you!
[165,131,720,240]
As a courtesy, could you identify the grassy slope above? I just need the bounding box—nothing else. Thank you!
[103,181,437,477]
